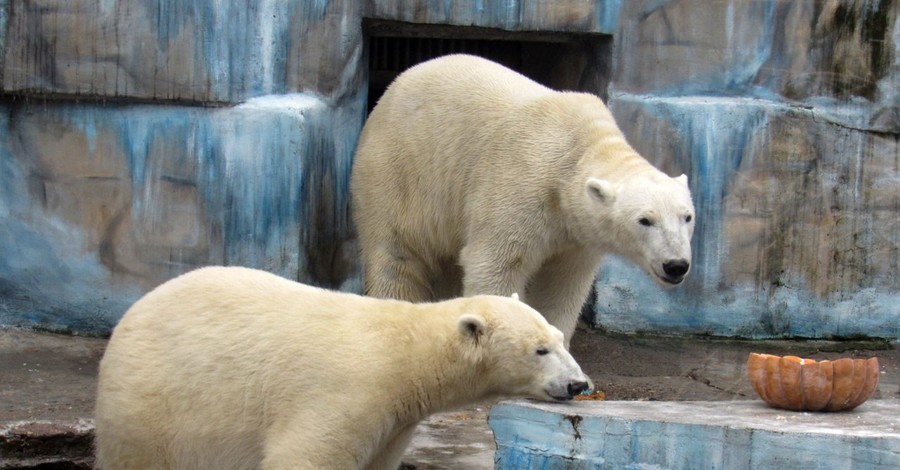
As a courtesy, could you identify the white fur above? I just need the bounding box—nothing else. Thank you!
[94,266,590,470]
[351,54,695,346]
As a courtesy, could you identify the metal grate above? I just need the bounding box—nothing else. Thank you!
[363,21,613,111]
[369,36,523,74]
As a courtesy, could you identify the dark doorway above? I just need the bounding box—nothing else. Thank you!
[362,19,613,112]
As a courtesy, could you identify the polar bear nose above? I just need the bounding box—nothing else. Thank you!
[567,381,590,398]
[663,259,690,278]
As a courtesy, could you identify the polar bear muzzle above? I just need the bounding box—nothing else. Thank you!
[661,259,690,284]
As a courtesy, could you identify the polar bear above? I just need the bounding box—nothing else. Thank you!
[94,266,590,470]
[351,54,695,347]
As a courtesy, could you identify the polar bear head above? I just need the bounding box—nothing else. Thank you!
[458,294,592,401]
[584,171,695,287]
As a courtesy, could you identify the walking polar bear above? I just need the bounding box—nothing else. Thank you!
[94,266,590,470]
[351,54,696,346]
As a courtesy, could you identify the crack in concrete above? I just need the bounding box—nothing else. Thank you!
[564,414,583,440]
[685,369,747,397]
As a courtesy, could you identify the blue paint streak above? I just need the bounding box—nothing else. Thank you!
[87,1,327,102]
[0,90,365,334]
[721,1,776,94]
[0,0,7,59]
[595,0,623,34]
[596,93,900,339]
[0,111,136,332]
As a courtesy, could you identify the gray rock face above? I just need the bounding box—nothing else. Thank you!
[0,93,364,333]
[2,0,364,103]
[587,0,899,338]
[612,0,897,131]
[0,0,897,338]
[601,94,899,338]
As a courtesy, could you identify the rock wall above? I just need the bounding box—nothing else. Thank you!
[365,0,622,34]
[3,0,364,102]
[0,0,366,333]
[1,0,897,339]
[596,0,899,338]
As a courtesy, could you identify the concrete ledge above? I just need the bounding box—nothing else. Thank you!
[0,419,94,469]
[489,399,900,469]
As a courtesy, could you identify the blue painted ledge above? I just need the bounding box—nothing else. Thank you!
[490,399,900,469]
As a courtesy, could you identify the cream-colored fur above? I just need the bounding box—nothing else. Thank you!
[94,266,589,470]
[351,54,695,347]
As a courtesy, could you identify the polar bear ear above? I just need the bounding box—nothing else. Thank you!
[510,293,519,301]
[675,174,689,187]
[458,314,486,341]
[586,177,616,203]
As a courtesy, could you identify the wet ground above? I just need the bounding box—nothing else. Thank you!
[2,324,897,468]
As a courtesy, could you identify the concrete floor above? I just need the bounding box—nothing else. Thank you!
[2,324,897,468]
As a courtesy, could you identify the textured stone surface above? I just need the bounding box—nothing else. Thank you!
[594,0,899,339]
[612,0,898,133]
[2,0,364,103]
[0,419,94,469]
[0,93,364,333]
[490,399,900,469]
[596,94,899,338]
[365,0,623,34]
[0,0,897,339]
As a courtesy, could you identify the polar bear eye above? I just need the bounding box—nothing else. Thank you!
[685,215,693,223]
[536,347,550,356]
[638,217,654,227]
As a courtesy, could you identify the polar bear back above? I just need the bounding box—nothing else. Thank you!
[353,54,619,261]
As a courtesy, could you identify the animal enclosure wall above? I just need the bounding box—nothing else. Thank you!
[599,0,898,338]
[0,0,897,339]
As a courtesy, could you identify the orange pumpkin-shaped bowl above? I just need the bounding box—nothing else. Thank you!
[747,353,879,412]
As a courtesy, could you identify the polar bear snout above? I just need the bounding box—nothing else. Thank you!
[546,378,591,401]
[662,259,690,283]
[542,351,593,401]
[567,380,590,397]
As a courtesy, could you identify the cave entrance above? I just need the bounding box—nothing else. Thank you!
[363,19,613,113]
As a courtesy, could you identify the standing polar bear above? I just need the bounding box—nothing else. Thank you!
[352,54,696,346]
[94,266,590,470]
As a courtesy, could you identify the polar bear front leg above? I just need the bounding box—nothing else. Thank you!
[459,239,539,299]
[526,248,602,348]
[363,243,435,302]
[365,423,418,470]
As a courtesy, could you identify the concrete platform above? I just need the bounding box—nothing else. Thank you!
[490,400,900,469]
